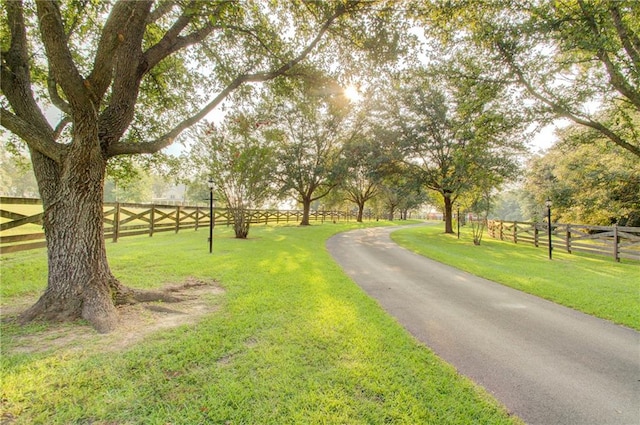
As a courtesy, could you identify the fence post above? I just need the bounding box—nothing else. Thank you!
[149,206,155,237]
[175,205,181,233]
[566,224,571,254]
[613,224,620,262]
[195,207,200,231]
[499,220,504,240]
[513,221,518,243]
[113,202,120,243]
[534,224,539,247]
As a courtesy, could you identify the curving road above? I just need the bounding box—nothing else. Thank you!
[326,225,640,425]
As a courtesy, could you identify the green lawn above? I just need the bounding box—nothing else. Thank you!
[391,223,640,330]
[1,222,520,424]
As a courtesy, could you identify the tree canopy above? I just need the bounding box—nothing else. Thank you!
[270,81,363,225]
[0,0,401,332]
[375,67,526,232]
[421,0,640,157]
[523,123,640,226]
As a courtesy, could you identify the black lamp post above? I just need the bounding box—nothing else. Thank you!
[545,198,552,260]
[208,177,214,254]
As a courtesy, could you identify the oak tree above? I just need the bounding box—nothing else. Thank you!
[340,138,383,222]
[272,86,356,226]
[381,68,525,233]
[0,0,389,332]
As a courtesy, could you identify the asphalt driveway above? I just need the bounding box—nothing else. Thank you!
[326,225,640,425]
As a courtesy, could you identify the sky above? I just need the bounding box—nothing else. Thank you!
[530,119,574,153]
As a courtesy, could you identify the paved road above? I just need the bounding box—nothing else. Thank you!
[326,225,640,425]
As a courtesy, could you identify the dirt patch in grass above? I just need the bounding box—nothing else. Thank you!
[1,278,225,355]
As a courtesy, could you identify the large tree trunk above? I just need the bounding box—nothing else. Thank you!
[443,193,454,234]
[20,142,132,333]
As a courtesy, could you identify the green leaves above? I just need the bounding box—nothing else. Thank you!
[522,123,640,226]
[188,108,277,225]
[421,0,640,157]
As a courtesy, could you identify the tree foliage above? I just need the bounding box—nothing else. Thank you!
[422,0,640,157]
[522,124,640,226]
[378,68,526,233]
[269,80,364,225]
[188,113,276,238]
[0,0,398,331]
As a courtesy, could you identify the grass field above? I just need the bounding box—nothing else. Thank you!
[391,224,640,330]
[0,222,521,424]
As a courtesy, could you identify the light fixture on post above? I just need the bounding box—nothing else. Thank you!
[545,198,552,260]
[208,177,214,254]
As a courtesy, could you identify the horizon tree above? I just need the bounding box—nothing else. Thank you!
[272,81,364,226]
[0,0,396,332]
[382,68,525,233]
[376,167,425,221]
[339,134,386,222]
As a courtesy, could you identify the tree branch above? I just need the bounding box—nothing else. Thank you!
[147,0,176,24]
[142,11,196,73]
[519,67,639,156]
[609,3,640,69]
[107,3,349,157]
[496,41,640,157]
[224,25,285,62]
[53,116,72,140]
[86,1,144,104]
[576,0,640,110]
[35,0,93,112]
[1,0,60,161]
[96,1,153,148]
[1,109,64,162]
[106,76,243,156]
[47,70,70,114]
[142,1,238,75]
[244,5,345,83]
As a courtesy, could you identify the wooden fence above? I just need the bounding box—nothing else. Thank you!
[487,220,640,262]
[0,197,372,254]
